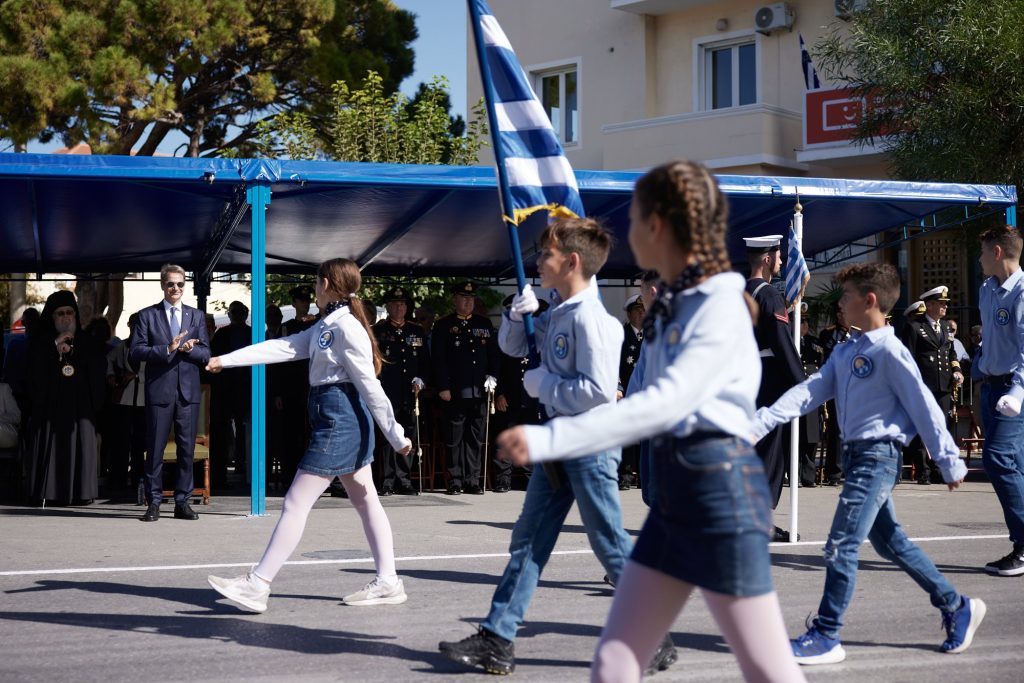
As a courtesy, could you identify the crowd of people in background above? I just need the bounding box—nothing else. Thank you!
[0,267,993,508]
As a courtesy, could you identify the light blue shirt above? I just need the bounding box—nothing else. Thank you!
[524,272,760,463]
[753,325,967,482]
[499,282,622,417]
[974,267,1024,403]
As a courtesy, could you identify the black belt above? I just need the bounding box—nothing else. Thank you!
[983,373,1014,387]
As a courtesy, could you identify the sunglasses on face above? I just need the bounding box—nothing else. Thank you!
[164,282,186,290]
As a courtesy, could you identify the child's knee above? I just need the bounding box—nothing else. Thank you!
[592,639,638,683]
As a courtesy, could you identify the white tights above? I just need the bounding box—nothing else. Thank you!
[252,467,396,583]
[592,561,806,683]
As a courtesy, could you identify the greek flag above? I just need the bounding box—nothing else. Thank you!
[800,34,820,91]
[785,220,810,306]
[469,0,584,224]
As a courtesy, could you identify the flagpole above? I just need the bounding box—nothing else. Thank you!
[789,201,804,543]
[467,0,539,360]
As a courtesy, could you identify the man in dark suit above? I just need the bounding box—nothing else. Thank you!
[744,235,805,542]
[130,264,211,521]
[901,285,963,484]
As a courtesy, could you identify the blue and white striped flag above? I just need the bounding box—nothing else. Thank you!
[469,0,584,224]
[799,34,820,91]
[785,220,811,306]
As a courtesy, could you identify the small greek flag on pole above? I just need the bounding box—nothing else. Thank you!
[799,34,820,91]
[469,0,585,225]
[785,217,811,307]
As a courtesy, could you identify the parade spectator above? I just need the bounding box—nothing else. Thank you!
[210,301,252,486]
[617,293,645,489]
[24,291,106,505]
[106,313,147,497]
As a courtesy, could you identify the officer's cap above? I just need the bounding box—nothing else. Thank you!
[919,285,951,303]
[623,294,644,312]
[382,286,414,307]
[743,235,783,253]
[904,300,926,317]
[501,293,549,314]
[288,284,314,302]
[453,281,478,297]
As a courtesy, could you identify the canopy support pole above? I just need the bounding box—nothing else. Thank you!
[247,182,271,517]
[28,180,43,279]
[197,184,249,312]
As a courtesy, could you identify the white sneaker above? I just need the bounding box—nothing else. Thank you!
[208,568,270,613]
[342,576,408,606]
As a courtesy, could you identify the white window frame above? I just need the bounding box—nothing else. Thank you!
[528,57,582,148]
[693,31,761,113]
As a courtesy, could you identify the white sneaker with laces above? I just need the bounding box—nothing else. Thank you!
[208,568,270,613]
[342,576,408,606]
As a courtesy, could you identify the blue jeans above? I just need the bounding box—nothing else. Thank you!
[980,382,1024,544]
[816,440,960,638]
[482,450,632,642]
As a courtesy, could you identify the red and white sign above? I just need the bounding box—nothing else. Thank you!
[805,87,869,146]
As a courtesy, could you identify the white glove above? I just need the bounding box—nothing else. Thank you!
[411,377,425,391]
[509,284,539,322]
[483,375,498,393]
[996,395,1022,417]
[523,367,550,398]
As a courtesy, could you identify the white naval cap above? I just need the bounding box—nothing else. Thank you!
[623,293,644,311]
[743,235,783,253]
[919,285,950,302]
[904,300,926,317]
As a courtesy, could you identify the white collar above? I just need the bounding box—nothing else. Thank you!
[162,300,181,313]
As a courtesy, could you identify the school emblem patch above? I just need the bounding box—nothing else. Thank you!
[318,330,334,349]
[851,355,873,378]
[997,308,1011,326]
[553,334,569,359]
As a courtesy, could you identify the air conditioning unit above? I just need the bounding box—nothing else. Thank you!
[754,3,794,35]
[834,0,868,20]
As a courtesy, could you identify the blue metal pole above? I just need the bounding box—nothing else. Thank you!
[247,182,270,516]
[1008,205,1017,227]
[467,0,538,360]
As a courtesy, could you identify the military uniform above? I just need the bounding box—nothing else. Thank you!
[618,293,645,489]
[798,331,825,486]
[372,287,429,494]
[818,322,852,483]
[901,286,961,484]
[431,282,499,494]
[745,257,804,508]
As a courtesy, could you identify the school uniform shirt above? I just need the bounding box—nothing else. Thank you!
[498,283,621,418]
[974,268,1024,403]
[217,303,406,451]
[521,273,760,463]
[752,326,967,483]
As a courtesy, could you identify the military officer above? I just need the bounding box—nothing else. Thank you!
[493,295,548,492]
[797,305,824,487]
[900,285,963,484]
[432,281,499,495]
[617,293,645,490]
[818,302,853,485]
[372,286,429,495]
[745,235,805,542]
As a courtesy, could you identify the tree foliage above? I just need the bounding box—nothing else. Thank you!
[815,0,1024,191]
[0,0,416,157]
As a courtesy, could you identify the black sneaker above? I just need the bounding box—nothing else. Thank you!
[643,635,678,676]
[439,627,515,675]
[984,544,1024,576]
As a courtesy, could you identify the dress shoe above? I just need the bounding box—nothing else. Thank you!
[493,481,511,493]
[447,483,463,495]
[174,502,199,520]
[466,484,485,495]
[772,526,800,542]
[395,483,420,496]
[140,503,160,522]
[800,480,817,488]
[380,485,394,496]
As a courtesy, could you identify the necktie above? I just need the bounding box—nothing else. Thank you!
[170,307,180,338]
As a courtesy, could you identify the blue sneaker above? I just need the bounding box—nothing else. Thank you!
[941,596,986,654]
[791,624,846,665]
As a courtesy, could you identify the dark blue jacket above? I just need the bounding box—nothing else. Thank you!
[129,302,211,405]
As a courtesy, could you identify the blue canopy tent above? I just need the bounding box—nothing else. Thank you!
[0,153,1016,513]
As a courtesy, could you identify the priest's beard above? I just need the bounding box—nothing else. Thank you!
[55,319,76,336]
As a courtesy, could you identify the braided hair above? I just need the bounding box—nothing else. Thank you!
[632,160,731,339]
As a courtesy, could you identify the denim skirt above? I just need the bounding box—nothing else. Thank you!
[298,383,375,477]
[631,432,775,596]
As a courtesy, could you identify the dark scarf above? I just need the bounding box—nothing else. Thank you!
[641,263,706,341]
[323,299,350,317]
